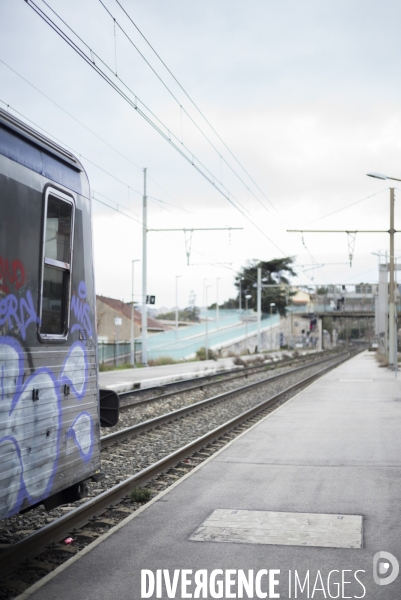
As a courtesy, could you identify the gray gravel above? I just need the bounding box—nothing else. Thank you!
[105,360,322,433]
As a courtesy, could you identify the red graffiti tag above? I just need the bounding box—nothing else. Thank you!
[0,257,26,294]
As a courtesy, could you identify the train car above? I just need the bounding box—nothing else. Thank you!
[0,107,118,520]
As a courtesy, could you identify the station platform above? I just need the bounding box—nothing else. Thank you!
[98,356,239,393]
[23,351,401,599]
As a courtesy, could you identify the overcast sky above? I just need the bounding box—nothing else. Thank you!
[2,0,401,309]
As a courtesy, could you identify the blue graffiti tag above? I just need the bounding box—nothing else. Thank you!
[70,281,92,337]
[0,290,40,340]
[0,337,93,519]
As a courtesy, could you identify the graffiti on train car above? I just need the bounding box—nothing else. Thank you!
[0,291,40,340]
[70,281,93,338]
[0,257,25,294]
[0,255,39,341]
[0,337,94,518]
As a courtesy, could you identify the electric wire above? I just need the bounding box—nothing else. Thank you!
[25,0,290,258]
[0,59,192,216]
[0,98,237,269]
[92,190,142,224]
[22,0,318,284]
[0,97,143,204]
[301,188,389,227]
[35,0,254,221]
[112,0,282,218]
[97,0,279,220]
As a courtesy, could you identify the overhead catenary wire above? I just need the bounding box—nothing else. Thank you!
[20,0,318,285]
[112,0,283,219]
[33,0,255,221]
[24,0,295,264]
[96,0,280,221]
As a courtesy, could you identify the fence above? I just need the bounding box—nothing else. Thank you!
[98,341,141,366]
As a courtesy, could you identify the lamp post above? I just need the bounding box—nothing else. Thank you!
[270,302,276,350]
[131,259,140,367]
[175,275,181,340]
[245,294,252,353]
[216,277,221,330]
[239,277,244,315]
[367,172,399,369]
[205,284,212,360]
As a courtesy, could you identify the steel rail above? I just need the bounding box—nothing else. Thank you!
[0,351,354,578]
[117,350,341,410]
[102,352,350,447]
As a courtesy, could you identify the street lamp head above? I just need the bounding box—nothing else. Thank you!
[270,302,276,306]
[367,172,401,182]
[245,294,252,299]
[367,172,387,180]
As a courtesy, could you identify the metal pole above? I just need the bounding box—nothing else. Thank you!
[205,284,210,360]
[290,306,294,349]
[395,313,398,378]
[116,322,119,367]
[270,304,273,350]
[245,296,249,353]
[141,168,148,366]
[239,278,242,314]
[131,260,139,367]
[257,267,261,352]
[131,265,134,366]
[175,275,181,340]
[216,277,221,330]
[389,188,395,368]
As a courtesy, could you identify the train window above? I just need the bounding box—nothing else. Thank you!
[39,189,74,340]
[45,196,72,264]
[41,267,69,334]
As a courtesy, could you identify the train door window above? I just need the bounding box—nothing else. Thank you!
[39,189,74,339]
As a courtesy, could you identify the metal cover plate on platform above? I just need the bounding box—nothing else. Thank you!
[190,509,362,549]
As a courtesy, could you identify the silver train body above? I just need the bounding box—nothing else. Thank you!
[0,107,117,519]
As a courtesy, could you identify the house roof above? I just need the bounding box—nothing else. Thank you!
[97,295,172,331]
[291,289,310,305]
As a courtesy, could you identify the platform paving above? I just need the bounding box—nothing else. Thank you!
[24,351,401,599]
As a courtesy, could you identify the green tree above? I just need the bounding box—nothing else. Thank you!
[235,257,296,316]
[217,297,239,309]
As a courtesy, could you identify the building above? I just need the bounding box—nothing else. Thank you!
[291,288,311,306]
[96,295,172,342]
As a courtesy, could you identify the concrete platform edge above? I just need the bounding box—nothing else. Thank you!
[104,366,239,393]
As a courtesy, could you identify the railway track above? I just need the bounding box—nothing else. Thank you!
[117,349,342,411]
[0,349,358,595]
[101,351,346,447]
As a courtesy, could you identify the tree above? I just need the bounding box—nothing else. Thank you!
[216,297,238,309]
[157,307,200,322]
[235,257,296,316]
